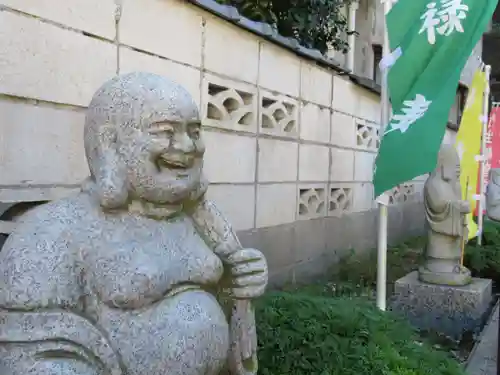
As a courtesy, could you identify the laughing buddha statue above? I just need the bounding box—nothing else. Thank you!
[0,72,268,375]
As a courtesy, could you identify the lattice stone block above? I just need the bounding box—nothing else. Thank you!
[356,119,380,150]
[388,183,416,204]
[260,90,298,138]
[328,186,353,216]
[298,184,327,219]
[401,183,416,202]
[388,185,402,205]
[202,74,258,132]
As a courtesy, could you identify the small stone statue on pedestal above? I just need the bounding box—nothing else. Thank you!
[486,168,500,221]
[0,72,268,375]
[419,144,472,286]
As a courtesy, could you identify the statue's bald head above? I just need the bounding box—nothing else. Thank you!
[83,72,205,209]
[84,72,198,172]
[436,143,460,182]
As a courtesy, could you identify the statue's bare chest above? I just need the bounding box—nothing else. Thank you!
[82,215,224,309]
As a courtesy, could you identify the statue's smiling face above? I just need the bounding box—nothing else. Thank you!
[148,119,204,175]
[118,116,206,204]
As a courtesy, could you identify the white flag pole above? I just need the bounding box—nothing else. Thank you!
[478,64,491,246]
[376,0,393,311]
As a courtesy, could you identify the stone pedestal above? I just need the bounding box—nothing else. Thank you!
[390,271,492,340]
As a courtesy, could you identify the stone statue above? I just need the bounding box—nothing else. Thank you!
[0,72,268,375]
[419,144,472,286]
[486,168,500,221]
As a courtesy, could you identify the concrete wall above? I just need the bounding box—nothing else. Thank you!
[0,0,426,284]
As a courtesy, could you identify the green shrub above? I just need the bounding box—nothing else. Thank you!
[481,219,500,245]
[256,292,465,375]
[464,220,500,280]
[215,0,353,53]
[326,222,500,283]
[332,237,425,289]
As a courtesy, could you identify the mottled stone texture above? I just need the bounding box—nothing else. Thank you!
[0,72,268,375]
[391,271,492,340]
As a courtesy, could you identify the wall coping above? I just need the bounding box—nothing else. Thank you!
[187,0,382,96]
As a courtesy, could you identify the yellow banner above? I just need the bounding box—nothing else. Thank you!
[454,70,486,240]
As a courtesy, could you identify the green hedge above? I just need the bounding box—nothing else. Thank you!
[331,237,426,290]
[465,220,500,281]
[256,292,465,375]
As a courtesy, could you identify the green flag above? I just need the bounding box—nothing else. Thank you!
[373,0,497,197]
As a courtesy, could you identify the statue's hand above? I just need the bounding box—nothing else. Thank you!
[227,248,268,299]
[460,200,471,214]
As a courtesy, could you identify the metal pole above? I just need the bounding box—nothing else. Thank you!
[376,205,388,311]
[346,1,359,72]
[478,64,491,245]
[376,0,392,311]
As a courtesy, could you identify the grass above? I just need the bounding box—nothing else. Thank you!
[333,236,425,290]
[274,236,426,301]
[254,236,468,375]
[254,222,500,375]
[256,292,466,375]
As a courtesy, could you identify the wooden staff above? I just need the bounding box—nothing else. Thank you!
[460,176,470,266]
[229,300,258,375]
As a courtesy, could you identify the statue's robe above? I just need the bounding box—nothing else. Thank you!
[422,172,466,272]
[424,174,464,239]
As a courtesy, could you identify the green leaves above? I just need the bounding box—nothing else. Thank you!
[221,0,277,23]
[215,0,352,53]
[464,220,500,280]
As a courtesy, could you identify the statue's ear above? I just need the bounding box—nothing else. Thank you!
[189,174,209,201]
[441,164,453,182]
[94,125,128,209]
[440,165,451,181]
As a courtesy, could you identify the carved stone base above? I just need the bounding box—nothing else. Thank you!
[390,271,492,340]
[418,265,472,286]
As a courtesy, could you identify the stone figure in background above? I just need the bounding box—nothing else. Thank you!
[0,72,268,375]
[486,168,500,221]
[419,144,472,286]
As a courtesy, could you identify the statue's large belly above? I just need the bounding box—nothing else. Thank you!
[99,289,229,375]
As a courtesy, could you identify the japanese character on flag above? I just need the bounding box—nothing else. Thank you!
[384,94,431,135]
[419,0,469,45]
